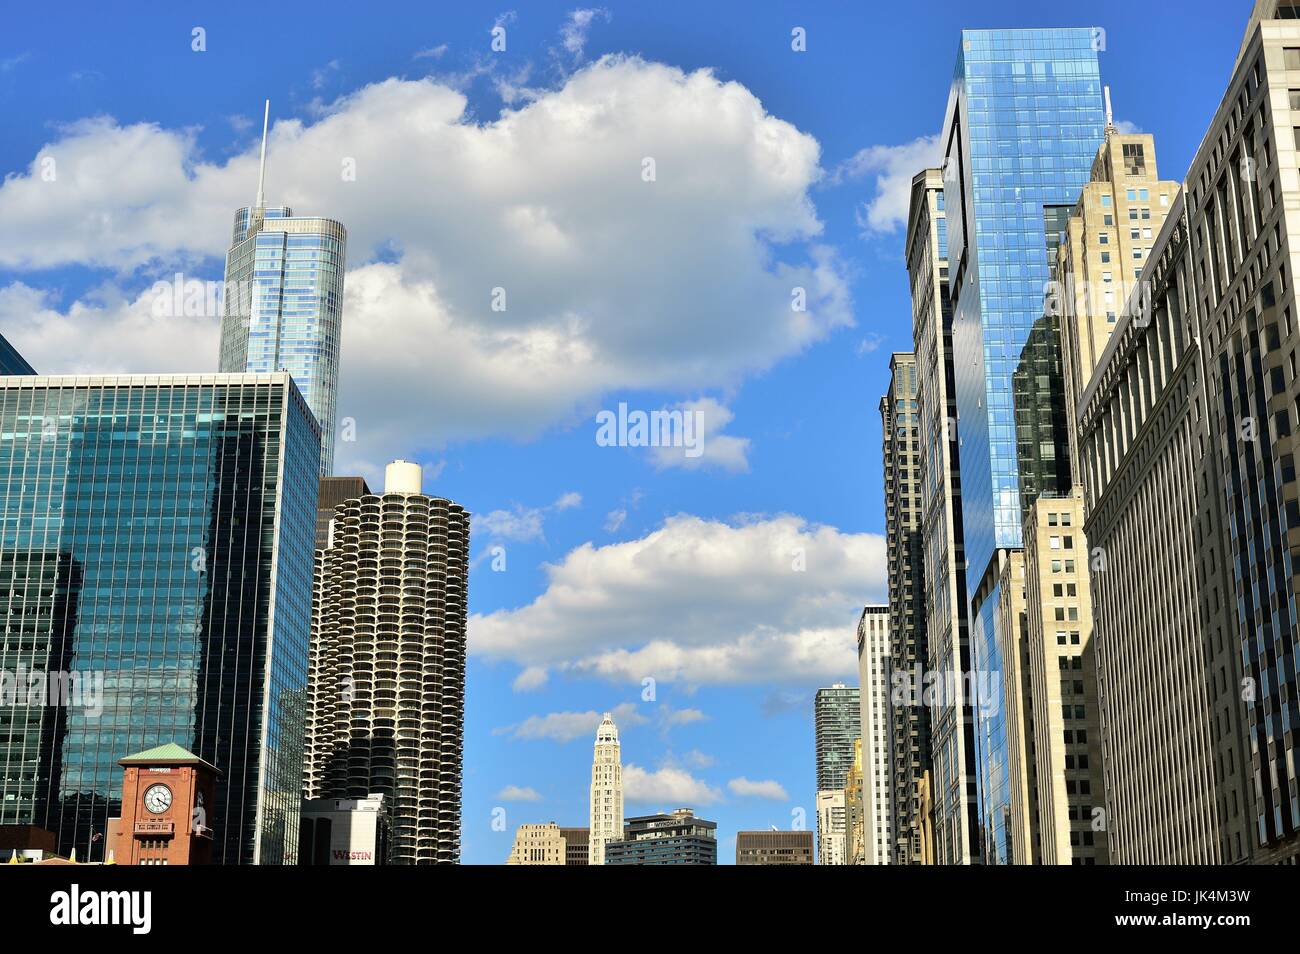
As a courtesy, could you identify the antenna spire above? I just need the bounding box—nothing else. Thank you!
[1103,86,1115,134]
[255,100,270,208]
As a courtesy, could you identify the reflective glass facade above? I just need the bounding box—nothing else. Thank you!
[0,373,319,864]
[970,576,1011,865]
[218,206,346,476]
[942,29,1105,591]
[0,333,35,375]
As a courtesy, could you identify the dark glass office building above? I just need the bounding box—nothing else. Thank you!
[0,373,319,864]
[0,333,35,375]
[604,809,717,865]
[940,28,1105,864]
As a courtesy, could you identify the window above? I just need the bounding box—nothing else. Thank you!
[1101,194,1112,207]
[1285,48,1300,71]
[1098,232,1110,245]
[1123,143,1146,175]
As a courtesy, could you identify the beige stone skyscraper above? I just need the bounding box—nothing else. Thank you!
[1081,0,1300,863]
[856,605,892,864]
[588,713,623,865]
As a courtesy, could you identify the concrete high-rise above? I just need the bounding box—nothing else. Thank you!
[505,823,566,865]
[814,683,860,792]
[304,460,470,864]
[217,103,347,476]
[815,789,847,866]
[1176,0,1300,862]
[588,712,623,865]
[0,372,320,864]
[880,352,929,864]
[940,28,1106,864]
[906,168,981,864]
[855,605,892,864]
[605,809,716,865]
[735,830,813,865]
[814,682,858,865]
[1077,191,1251,863]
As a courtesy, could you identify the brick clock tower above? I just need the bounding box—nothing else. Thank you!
[108,743,221,866]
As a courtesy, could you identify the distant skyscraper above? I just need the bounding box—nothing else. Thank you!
[505,823,566,865]
[814,683,858,865]
[218,102,347,476]
[304,460,470,864]
[0,332,34,374]
[605,809,717,865]
[588,712,624,865]
[855,605,892,864]
[814,683,860,792]
[0,372,320,864]
[940,28,1106,864]
[736,830,813,865]
[815,789,847,866]
[880,352,929,863]
[503,823,588,865]
[844,738,866,864]
[906,168,981,864]
[315,475,371,547]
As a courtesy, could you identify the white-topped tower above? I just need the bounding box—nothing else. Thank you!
[588,713,624,865]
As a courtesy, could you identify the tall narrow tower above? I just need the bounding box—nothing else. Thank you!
[218,101,348,476]
[304,460,470,864]
[588,713,623,865]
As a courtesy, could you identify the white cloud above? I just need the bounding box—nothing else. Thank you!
[415,44,449,60]
[475,491,583,543]
[681,749,716,769]
[496,784,543,802]
[493,701,646,742]
[657,705,707,730]
[624,764,722,806]
[471,513,885,686]
[647,397,751,473]
[512,666,549,692]
[727,777,789,800]
[832,134,941,235]
[560,8,610,61]
[1114,119,1142,135]
[604,509,627,533]
[0,58,849,474]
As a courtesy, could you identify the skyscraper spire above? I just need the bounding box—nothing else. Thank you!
[255,99,270,209]
[1103,85,1116,134]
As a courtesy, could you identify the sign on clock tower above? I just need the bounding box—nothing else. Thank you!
[108,743,221,866]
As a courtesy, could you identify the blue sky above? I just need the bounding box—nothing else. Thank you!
[0,0,1248,863]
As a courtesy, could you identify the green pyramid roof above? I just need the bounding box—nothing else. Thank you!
[119,743,218,773]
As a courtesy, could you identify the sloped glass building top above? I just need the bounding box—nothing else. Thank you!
[942,28,1105,590]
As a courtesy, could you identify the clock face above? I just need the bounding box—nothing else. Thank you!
[143,783,173,814]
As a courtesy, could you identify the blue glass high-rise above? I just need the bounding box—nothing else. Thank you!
[218,106,347,476]
[939,28,1105,863]
[0,373,319,864]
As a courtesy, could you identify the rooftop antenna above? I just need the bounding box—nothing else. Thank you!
[1103,85,1116,135]
[254,100,270,209]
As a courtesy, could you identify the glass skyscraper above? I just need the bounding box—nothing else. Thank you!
[0,373,319,864]
[0,332,35,375]
[218,204,347,476]
[939,28,1105,863]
